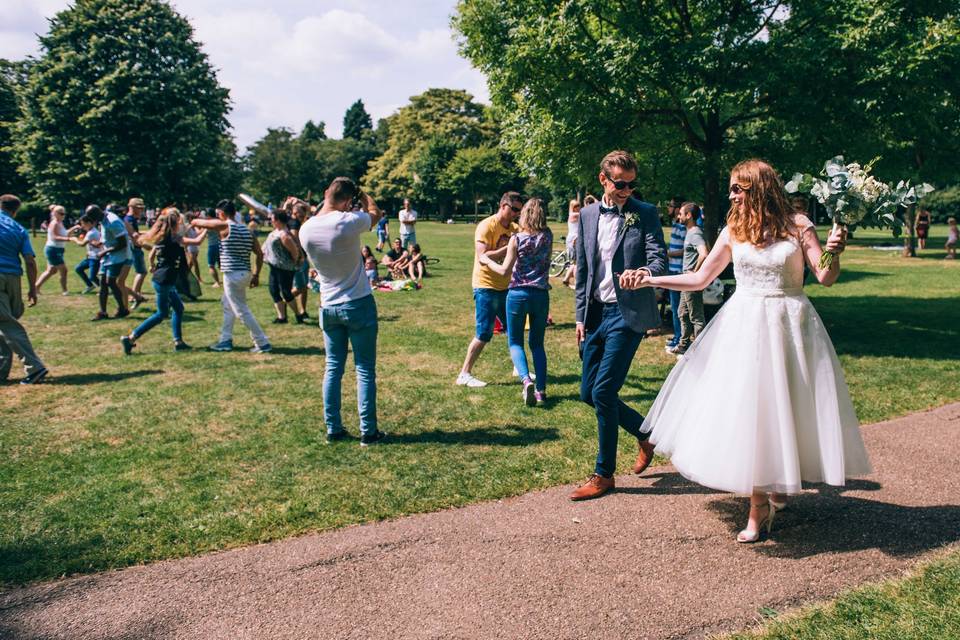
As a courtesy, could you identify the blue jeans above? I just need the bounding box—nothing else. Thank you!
[667,274,682,347]
[580,303,647,477]
[131,281,184,342]
[321,294,378,436]
[506,287,548,390]
[473,288,507,342]
[75,257,100,287]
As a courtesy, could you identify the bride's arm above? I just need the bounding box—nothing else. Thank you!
[621,228,732,291]
[800,222,846,287]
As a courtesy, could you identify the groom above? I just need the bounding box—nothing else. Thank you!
[571,150,668,500]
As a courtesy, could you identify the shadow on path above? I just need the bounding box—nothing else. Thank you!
[706,480,960,559]
[617,472,727,496]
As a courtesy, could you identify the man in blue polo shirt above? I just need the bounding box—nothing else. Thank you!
[0,194,48,384]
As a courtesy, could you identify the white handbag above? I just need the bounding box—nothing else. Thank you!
[703,278,724,305]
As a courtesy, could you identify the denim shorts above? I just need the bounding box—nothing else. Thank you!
[44,246,66,266]
[293,260,309,289]
[102,261,128,278]
[207,244,220,268]
[131,248,147,275]
[474,287,507,342]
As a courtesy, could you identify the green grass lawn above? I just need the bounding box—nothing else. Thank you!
[724,549,960,640]
[1,222,958,587]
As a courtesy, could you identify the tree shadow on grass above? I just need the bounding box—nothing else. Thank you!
[812,296,960,360]
[705,480,960,558]
[820,268,890,284]
[47,369,164,385]
[269,346,325,356]
[388,424,559,447]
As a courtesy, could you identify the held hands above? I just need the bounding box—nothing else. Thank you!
[824,226,848,256]
[618,268,651,290]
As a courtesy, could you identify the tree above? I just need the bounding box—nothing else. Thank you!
[362,88,500,212]
[13,0,237,207]
[342,99,373,140]
[454,0,960,243]
[300,120,327,143]
[0,60,31,198]
[243,127,380,205]
[441,145,519,219]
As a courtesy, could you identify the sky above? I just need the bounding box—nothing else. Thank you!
[1,0,490,149]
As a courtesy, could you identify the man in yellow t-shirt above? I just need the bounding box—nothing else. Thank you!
[455,191,523,388]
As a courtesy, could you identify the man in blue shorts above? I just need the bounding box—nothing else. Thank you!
[86,205,132,320]
[375,211,389,252]
[455,191,522,388]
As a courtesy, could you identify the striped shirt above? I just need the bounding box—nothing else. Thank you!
[668,222,686,274]
[220,221,253,273]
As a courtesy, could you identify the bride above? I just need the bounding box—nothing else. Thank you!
[619,159,872,543]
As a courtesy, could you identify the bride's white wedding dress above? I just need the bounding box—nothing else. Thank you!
[642,220,872,495]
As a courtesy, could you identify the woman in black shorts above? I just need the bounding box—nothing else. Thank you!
[263,210,302,323]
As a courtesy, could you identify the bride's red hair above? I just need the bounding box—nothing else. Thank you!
[726,159,796,246]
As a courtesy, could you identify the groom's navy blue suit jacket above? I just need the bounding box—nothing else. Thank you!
[575,196,668,333]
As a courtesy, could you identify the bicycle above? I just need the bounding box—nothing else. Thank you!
[549,235,571,278]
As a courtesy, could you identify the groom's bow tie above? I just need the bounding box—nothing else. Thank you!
[599,203,622,216]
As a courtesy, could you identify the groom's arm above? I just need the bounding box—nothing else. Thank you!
[574,213,588,328]
[642,206,667,276]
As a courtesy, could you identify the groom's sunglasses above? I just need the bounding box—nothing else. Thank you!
[603,172,637,191]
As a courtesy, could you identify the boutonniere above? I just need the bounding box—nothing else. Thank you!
[623,212,641,229]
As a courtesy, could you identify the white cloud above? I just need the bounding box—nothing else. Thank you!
[2,1,490,149]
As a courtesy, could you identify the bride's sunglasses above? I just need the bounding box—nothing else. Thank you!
[729,184,749,194]
[603,171,637,191]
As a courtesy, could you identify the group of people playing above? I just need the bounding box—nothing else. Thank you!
[4,149,880,543]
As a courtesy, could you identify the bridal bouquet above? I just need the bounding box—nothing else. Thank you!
[785,156,935,268]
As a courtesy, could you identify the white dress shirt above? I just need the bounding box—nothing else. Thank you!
[594,197,623,303]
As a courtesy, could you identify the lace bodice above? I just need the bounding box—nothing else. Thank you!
[729,221,810,292]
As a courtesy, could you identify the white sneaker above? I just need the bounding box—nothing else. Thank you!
[456,372,487,388]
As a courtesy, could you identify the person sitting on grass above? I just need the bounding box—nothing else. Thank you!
[364,255,380,286]
[382,238,410,279]
[406,243,426,284]
[120,208,201,354]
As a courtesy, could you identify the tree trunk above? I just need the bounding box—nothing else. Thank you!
[902,204,917,258]
[701,149,724,246]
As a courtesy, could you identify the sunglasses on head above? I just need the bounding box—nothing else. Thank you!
[603,172,637,191]
[729,184,748,194]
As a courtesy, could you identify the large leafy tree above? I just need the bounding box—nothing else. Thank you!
[0,61,31,198]
[342,99,373,140]
[454,0,959,242]
[14,0,238,207]
[362,88,506,213]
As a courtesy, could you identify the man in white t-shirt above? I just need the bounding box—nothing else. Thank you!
[398,198,418,249]
[299,177,386,447]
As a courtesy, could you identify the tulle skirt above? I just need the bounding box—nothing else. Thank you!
[641,287,872,495]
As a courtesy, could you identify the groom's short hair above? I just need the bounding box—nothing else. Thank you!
[600,150,638,175]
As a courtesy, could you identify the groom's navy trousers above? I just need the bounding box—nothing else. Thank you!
[581,302,649,478]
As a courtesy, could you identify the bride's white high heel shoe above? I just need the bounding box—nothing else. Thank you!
[736,501,776,543]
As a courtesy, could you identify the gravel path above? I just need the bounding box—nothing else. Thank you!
[3,402,959,640]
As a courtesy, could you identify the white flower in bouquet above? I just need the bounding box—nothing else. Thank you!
[785,156,935,268]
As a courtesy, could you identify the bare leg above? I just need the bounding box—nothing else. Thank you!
[209,266,221,287]
[116,264,131,312]
[57,264,68,292]
[737,490,772,542]
[274,300,287,321]
[35,267,56,291]
[460,338,488,376]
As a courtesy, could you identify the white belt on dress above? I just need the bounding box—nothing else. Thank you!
[734,286,804,298]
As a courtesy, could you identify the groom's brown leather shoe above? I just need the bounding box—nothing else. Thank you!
[632,440,656,475]
[569,474,615,501]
